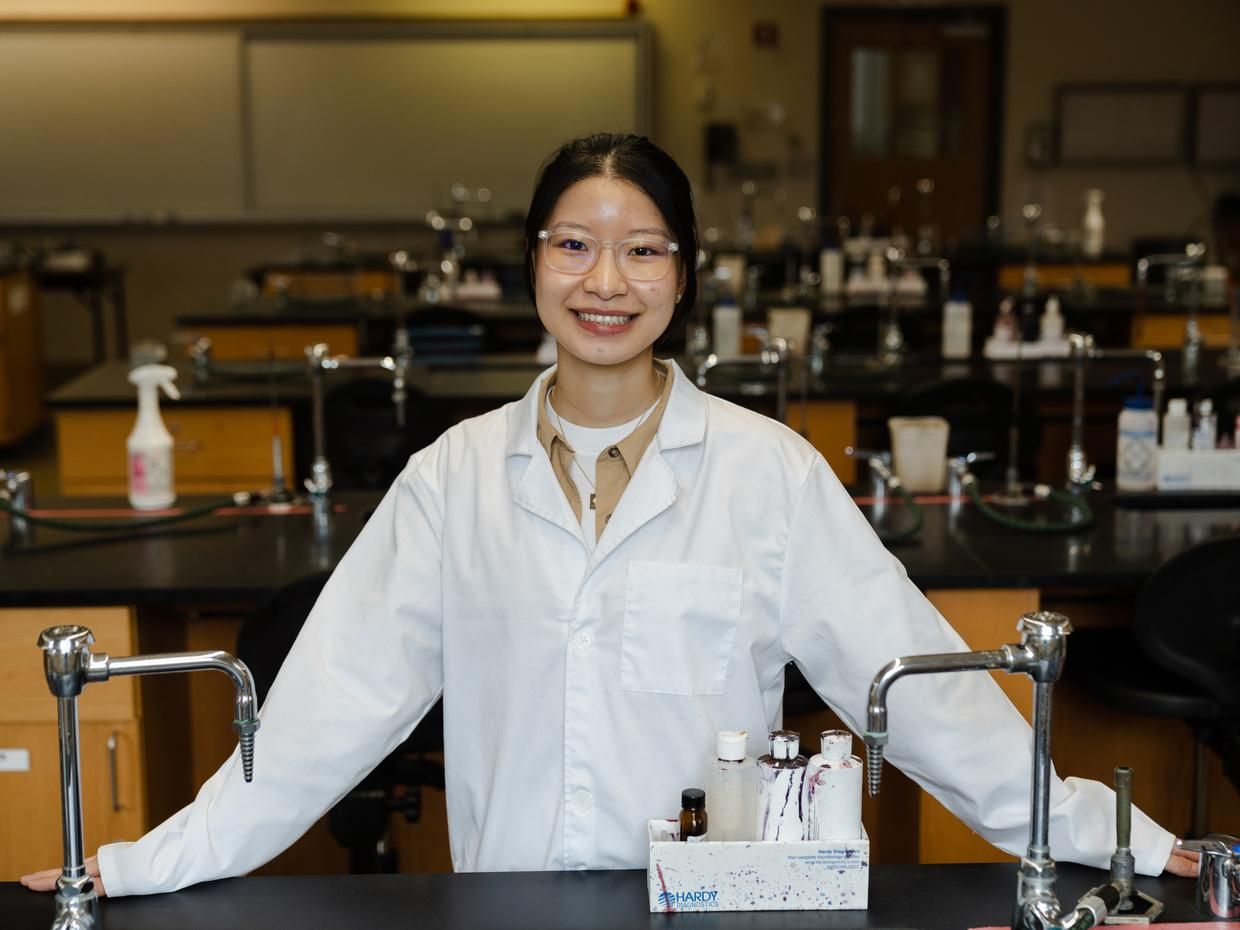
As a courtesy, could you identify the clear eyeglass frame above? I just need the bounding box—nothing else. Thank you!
[538,229,680,281]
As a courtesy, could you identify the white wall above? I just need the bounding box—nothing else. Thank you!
[3,0,1238,363]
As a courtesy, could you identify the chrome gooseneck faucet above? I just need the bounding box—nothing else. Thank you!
[862,611,1145,930]
[38,625,259,930]
[1065,332,1165,488]
[304,329,414,532]
[880,249,950,367]
[1137,244,1205,381]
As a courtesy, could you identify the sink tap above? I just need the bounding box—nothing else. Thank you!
[2,468,34,539]
[880,250,950,367]
[188,337,213,385]
[304,333,416,531]
[37,625,259,930]
[1178,834,1240,919]
[863,611,1141,930]
[694,329,792,423]
[1065,333,1165,488]
[1137,244,1205,381]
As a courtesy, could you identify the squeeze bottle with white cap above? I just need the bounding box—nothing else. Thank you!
[803,730,863,841]
[756,730,807,841]
[126,364,181,510]
[707,730,757,841]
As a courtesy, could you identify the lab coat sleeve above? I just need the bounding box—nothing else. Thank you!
[777,458,1176,876]
[97,462,446,895]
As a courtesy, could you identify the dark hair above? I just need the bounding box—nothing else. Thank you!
[524,133,698,351]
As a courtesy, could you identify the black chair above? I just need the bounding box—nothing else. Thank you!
[237,571,444,873]
[893,376,1041,480]
[406,306,489,358]
[1066,534,1240,837]
[1213,377,1240,448]
[322,378,450,491]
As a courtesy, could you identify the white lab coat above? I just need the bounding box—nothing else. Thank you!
[98,361,1174,895]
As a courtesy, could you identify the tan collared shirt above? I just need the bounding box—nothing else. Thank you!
[536,360,673,542]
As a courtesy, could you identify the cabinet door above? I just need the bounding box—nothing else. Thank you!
[55,406,294,496]
[0,720,145,880]
[0,607,137,724]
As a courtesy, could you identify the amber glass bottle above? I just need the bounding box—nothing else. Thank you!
[679,788,708,842]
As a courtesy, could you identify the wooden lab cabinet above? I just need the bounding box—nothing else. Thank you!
[998,263,1130,291]
[54,406,293,497]
[0,270,45,444]
[1131,313,1232,350]
[185,324,358,362]
[0,608,146,880]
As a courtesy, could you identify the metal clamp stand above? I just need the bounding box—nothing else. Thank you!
[37,626,260,930]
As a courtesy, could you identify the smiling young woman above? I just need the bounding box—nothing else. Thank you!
[22,133,1194,899]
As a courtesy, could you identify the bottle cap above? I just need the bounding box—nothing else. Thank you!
[769,730,800,760]
[820,729,853,761]
[1044,295,1062,316]
[1168,398,1188,415]
[681,788,705,810]
[717,730,748,762]
[1124,395,1153,410]
[1198,399,1214,415]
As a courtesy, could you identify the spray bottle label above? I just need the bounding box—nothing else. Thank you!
[129,450,171,497]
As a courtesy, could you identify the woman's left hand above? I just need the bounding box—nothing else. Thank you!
[1165,843,1201,878]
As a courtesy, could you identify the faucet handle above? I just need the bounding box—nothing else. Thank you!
[1178,834,1240,856]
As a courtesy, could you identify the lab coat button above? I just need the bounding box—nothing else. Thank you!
[573,630,593,650]
[607,447,620,457]
[572,789,593,812]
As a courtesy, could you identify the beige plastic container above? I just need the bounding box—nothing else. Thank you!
[887,416,950,493]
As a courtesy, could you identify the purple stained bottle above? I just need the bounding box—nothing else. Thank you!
[756,730,807,842]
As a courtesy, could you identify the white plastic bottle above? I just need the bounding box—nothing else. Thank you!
[756,730,807,842]
[1081,189,1106,260]
[819,247,843,295]
[126,364,181,510]
[1116,396,1158,492]
[1192,399,1217,450]
[1039,294,1065,345]
[1162,398,1191,451]
[941,294,972,359]
[712,291,742,359]
[707,730,757,842]
[803,730,863,841]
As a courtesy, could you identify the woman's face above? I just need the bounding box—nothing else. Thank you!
[534,175,682,369]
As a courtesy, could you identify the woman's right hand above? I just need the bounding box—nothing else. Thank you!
[20,855,107,896]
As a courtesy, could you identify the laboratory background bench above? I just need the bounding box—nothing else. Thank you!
[0,861,1213,930]
[1,490,1238,883]
[43,347,1238,498]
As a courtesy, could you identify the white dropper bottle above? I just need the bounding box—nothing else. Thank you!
[126,364,181,510]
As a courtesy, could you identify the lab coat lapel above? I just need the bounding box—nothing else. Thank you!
[588,362,707,566]
[507,365,584,541]
[588,443,678,566]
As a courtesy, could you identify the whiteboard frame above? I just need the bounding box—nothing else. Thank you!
[0,19,652,225]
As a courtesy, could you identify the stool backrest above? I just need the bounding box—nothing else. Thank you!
[1134,533,1240,709]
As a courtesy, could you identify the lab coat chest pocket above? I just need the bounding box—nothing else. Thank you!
[620,562,743,696]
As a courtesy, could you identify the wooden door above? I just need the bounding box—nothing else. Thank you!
[822,8,1003,245]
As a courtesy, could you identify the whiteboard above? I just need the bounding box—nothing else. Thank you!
[247,33,643,216]
[0,30,245,220]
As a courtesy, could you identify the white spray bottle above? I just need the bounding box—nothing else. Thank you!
[126,364,181,510]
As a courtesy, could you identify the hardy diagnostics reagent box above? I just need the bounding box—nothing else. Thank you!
[647,819,869,913]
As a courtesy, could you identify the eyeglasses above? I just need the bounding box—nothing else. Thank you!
[538,229,679,282]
